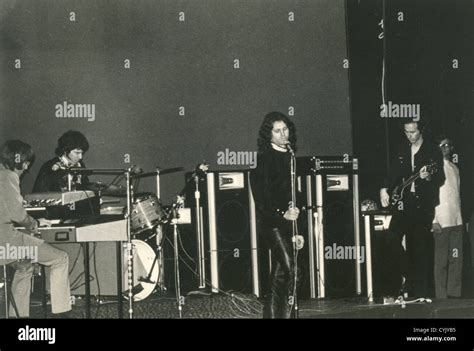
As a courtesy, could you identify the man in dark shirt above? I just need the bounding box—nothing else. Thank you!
[380,120,444,297]
[33,130,90,192]
[251,112,302,318]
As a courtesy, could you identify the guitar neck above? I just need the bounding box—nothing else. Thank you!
[403,172,420,187]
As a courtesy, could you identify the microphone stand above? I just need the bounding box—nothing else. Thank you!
[125,168,135,319]
[163,194,188,317]
[177,164,208,292]
[288,145,299,319]
[194,173,206,289]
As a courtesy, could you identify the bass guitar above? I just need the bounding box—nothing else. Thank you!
[390,161,438,206]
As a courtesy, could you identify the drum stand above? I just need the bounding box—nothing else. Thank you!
[170,207,183,318]
[153,225,166,293]
[154,168,166,292]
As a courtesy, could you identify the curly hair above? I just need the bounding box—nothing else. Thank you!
[55,130,90,156]
[257,111,297,154]
[0,140,35,171]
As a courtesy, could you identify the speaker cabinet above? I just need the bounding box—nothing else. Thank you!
[185,171,261,295]
[363,213,409,297]
[296,156,361,298]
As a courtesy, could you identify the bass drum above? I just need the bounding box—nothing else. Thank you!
[122,240,160,301]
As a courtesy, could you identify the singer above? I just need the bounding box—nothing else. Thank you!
[33,130,90,192]
[251,111,301,319]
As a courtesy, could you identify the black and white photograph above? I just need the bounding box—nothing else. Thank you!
[0,0,473,347]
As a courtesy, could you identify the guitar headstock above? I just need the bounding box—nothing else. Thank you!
[426,161,438,175]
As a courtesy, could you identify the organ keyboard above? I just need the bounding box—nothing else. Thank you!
[19,188,127,318]
[24,191,100,218]
[16,214,127,319]
[24,191,96,208]
[17,218,127,243]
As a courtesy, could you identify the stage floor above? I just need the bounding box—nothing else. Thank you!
[21,293,474,319]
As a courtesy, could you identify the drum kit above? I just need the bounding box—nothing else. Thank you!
[89,167,186,302]
[67,164,203,319]
[77,163,208,318]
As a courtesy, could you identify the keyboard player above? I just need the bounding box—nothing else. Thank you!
[0,140,72,318]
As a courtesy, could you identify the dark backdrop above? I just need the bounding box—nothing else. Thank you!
[0,0,351,202]
[347,0,473,216]
[347,0,473,297]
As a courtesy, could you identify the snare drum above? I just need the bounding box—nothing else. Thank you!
[123,240,159,301]
[131,193,165,234]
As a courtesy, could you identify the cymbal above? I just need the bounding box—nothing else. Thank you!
[102,184,127,196]
[87,182,108,191]
[87,182,127,196]
[132,167,184,179]
[159,167,184,175]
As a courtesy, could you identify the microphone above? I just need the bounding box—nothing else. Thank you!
[285,142,294,154]
[131,165,143,175]
[191,163,209,179]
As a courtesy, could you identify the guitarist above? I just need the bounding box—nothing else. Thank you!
[379,120,444,298]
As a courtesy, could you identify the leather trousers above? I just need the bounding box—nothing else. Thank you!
[263,227,299,319]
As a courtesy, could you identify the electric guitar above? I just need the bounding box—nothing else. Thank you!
[390,161,438,206]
